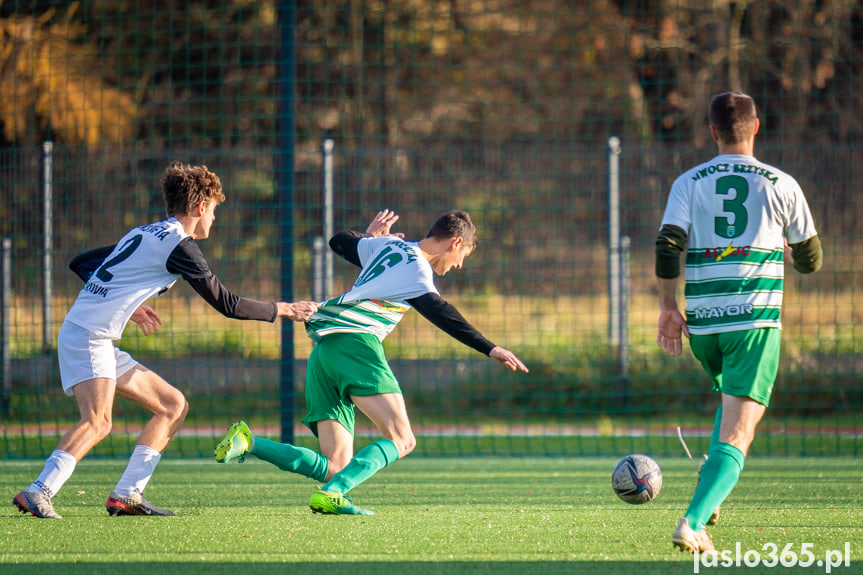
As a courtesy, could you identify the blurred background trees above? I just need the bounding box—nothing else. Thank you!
[1,0,859,152]
[1,0,859,290]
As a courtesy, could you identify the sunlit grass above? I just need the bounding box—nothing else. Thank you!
[0,457,860,573]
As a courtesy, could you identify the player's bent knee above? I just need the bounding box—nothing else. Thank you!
[83,413,113,440]
[161,390,188,422]
[176,397,190,421]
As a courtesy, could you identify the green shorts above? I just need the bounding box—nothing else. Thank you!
[302,332,401,437]
[689,328,781,407]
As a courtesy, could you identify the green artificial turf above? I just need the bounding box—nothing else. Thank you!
[1,456,860,574]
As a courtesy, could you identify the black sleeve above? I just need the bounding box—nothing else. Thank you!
[655,224,688,279]
[165,237,212,279]
[789,234,823,274]
[406,292,496,356]
[329,231,371,267]
[167,239,278,322]
[69,245,116,282]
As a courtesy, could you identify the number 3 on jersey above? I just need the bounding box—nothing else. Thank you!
[95,234,143,282]
[714,175,748,239]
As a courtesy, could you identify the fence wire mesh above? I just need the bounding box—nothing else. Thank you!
[0,1,860,458]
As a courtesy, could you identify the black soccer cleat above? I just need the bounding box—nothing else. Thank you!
[106,490,174,516]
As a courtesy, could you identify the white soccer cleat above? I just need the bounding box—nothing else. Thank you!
[672,517,715,553]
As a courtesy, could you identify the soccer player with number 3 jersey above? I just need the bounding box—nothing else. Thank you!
[215,209,528,515]
[655,92,823,552]
[13,162,318,519]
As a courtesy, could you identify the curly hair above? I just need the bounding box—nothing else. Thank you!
[161,161,226,217]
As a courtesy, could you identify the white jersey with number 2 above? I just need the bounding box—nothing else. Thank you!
[660,153,817,335]
[64,218,187,339]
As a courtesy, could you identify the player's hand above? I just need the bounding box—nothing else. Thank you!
[278,301,319,321]
[130,304,162,336]
[489,346,529,372]
[656,308,690,356]
[366,209,404,238]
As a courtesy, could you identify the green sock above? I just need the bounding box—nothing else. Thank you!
[685,442,745,531]
[250,438,329,483]
[709,406,722,451]
[322,439,400,494]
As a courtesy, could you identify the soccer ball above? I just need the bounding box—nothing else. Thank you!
[611,454,662,504]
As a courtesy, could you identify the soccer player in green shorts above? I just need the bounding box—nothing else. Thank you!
[215,209,528,514]
[655,92,822,552]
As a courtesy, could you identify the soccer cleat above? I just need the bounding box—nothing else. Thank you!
[106,490,174,516]
[697,455,721,525]
[309,490,374,515]
[672,517,715,553]
[707,509,720,525]
[13,490,62,519]
[214,420,252,464]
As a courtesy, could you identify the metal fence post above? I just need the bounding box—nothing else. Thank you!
[277,0,297,445]
[42,141,53,354]
[619,235,631,379]
[322,138,334,299]
[1,238,11,416]
[608,136,621,347]
[312,235,325,303]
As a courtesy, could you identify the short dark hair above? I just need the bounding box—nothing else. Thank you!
[425,209,477,249]
[161,161,225,217]
[708,92,758,144]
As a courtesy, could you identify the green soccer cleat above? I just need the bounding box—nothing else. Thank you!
[309,490,375,515]
[214,420,252,463]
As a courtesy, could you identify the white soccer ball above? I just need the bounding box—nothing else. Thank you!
[611,454,662,504]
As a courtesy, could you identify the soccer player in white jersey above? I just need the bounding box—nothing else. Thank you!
[13,162,319,519]
[655,92,822,552]
[215,209,528,514]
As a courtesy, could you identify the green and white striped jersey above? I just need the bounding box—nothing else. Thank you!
[661,154,817,334]
[306,237,438,342]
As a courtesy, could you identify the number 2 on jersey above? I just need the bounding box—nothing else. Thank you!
[95,234,143,282]
[714,175,748,239]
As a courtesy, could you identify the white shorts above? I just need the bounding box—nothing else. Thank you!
[57,321,139,396]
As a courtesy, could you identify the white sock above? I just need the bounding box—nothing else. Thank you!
[28,449,77,498]
[113,445,162,497]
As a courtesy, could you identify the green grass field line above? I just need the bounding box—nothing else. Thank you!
[1,457,860,574]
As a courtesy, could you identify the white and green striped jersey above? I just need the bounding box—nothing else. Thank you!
[661,154,817,334]
[306,236,438,342]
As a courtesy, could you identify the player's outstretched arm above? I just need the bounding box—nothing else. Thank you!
[489,346,529,372]
[277,301,319,322]
[408,293,528,372]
